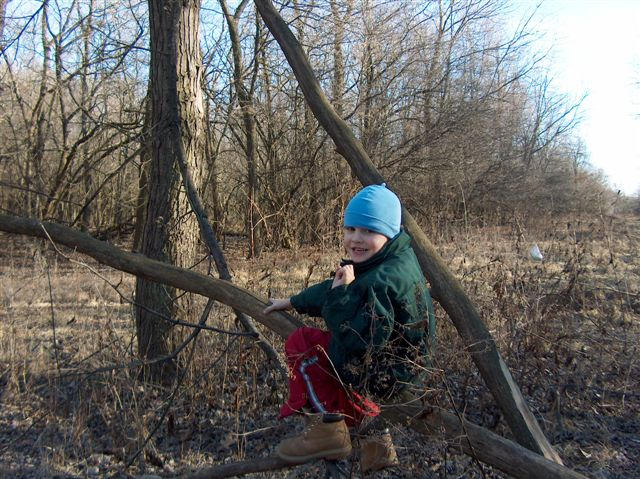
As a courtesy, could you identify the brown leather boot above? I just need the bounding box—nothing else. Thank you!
[360,429,398,473]
[276,414,352,463]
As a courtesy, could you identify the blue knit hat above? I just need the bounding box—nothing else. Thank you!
[344,183,401,238]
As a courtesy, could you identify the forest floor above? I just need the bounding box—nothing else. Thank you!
[0,214,638,478]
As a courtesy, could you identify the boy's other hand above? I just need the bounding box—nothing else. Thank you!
[263,298,292,314]
[331,264,355,289]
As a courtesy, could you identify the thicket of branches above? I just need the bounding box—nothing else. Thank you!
[0,0,613,250]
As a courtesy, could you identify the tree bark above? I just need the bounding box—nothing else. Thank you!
[253,0,562,463]
[136,0,206,381]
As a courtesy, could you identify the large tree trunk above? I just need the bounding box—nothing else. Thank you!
[135,0,205,381]
[253,0,562,464]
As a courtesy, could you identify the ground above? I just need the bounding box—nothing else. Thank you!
[0,215,638,478]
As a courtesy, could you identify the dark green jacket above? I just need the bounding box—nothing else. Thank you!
[290,231,435,398]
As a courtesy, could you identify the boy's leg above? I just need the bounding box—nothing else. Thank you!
[279,327,378,425]
[353,386,422,472]
[279,327,337,418]
[276,327,384,463]
[276,327,353,463]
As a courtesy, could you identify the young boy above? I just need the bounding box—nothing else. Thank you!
[264,184,435,471]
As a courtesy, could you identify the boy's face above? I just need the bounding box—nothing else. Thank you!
[343,226,388,263]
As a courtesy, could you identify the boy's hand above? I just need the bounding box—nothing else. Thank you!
[331,264,355,289]
[263,298,292,314]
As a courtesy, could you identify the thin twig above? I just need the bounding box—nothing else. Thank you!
[125,300,234,469]
[44,259,61,372]
[440,361,488,479]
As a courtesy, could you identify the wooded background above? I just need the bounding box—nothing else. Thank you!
[1,0,620,246]
[0,1,639,477]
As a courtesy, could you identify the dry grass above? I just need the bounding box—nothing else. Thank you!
[0,215,638,478]
[432,215,640,476]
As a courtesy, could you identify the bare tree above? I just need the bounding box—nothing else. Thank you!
[79,0,95,231]
[0,0,608,242]
[0,0,145,231]
[219,0,263,257]
[0,0,9,47]
[135,0,206,381]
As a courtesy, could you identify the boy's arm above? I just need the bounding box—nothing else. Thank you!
[263,298,292,314]
[289,279,333,317]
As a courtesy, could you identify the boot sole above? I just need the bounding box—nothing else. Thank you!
[276,445,352,464]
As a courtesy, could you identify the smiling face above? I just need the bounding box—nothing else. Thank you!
[343,226,389,263]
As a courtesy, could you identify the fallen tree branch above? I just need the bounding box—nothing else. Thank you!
[182,455,295,478]
[382,404,587,479]
[177,405,588,479]
[1,214,587,479]
[178,405,588,479]
[0,214,302,338]
[39,231,257,339]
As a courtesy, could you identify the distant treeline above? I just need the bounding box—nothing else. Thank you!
[0,0,620,249]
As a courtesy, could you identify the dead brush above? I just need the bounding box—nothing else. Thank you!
[431,214,639,475]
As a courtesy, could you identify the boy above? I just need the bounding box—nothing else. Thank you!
[264,184,435,471]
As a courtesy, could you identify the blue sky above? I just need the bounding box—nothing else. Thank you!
[512,0,640,196]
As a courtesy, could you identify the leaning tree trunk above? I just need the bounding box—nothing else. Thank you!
[253,0,562,464]
[135,0,206,381]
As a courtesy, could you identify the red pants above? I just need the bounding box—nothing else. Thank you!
[279,327,379,427]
